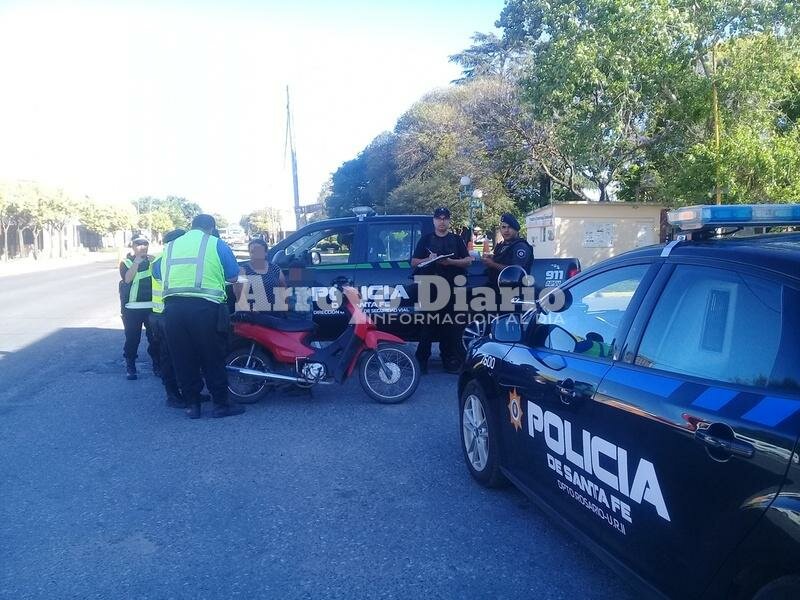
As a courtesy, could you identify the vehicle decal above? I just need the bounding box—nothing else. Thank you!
[691,387,739,411]
[603,369,683,398]
[742,397,800,427]
[526,399,671,535]
[508,388,523,432]
[627,375,800,429]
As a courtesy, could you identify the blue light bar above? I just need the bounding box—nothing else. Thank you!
[667,204,800,231]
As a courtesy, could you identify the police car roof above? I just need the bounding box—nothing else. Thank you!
[617,232,800,280]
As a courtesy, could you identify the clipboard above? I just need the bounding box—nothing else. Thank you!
[415,252,454,269]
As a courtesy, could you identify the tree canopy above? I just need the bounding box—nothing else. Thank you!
[320,0,800,220]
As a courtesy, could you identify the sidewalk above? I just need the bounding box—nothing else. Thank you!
[0,251,120,278]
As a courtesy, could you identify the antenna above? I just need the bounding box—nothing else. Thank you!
[285,86,301,230]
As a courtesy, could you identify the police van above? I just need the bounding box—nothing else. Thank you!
[265,209,581,345]
[458,204,800,599]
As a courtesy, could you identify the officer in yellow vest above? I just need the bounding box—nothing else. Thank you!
[153,214,243,419]
[119,236,158,380]
[150,228,185,407]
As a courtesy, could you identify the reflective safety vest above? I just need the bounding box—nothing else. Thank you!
[162,229,227,303]
[123,257,153,308]
[151,255,164,314]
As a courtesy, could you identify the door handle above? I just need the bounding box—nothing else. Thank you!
[556,378,580,404]
[695,429,755,459]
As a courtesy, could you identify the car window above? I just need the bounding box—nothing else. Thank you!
[537,265,649,356]
[367,223,420,262]
[635,265,799,392]
[274,226,356,267]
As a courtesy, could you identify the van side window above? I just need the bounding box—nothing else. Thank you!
[367,224,420,262]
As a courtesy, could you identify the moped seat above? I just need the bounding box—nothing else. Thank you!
[232,311,316,332]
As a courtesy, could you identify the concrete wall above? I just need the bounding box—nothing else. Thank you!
[526,202,666,268]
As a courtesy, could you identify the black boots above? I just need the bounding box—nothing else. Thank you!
[125,360,137,380]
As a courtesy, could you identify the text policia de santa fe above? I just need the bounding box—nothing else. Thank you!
[527,401,671,529]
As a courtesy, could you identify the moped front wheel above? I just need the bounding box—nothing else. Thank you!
[225,344,274,403]
[358,343,420,404]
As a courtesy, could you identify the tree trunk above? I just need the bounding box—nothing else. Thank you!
[17,228,24,258]
[32,228,41,259]
[599,182,609,203]
[1,224,9,261]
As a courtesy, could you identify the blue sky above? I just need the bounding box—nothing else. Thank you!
[0,0,506,227]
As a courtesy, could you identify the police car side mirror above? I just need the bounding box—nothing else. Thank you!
[491,315,523,343]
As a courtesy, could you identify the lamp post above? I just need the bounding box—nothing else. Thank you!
[459,176,484,230]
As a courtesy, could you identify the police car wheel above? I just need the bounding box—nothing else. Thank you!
[225,345,274,403]
[461,319,487,352]
[358,343,420,404]
[459,381,506,488]
[753,576,800,600]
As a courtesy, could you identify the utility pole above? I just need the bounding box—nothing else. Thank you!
[285,86,302,229]
[711,43,722,205]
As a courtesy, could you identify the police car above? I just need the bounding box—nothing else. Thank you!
[458,205,800,599]
[266,209,580,344]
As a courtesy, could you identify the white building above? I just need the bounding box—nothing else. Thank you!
[526,202,667,269]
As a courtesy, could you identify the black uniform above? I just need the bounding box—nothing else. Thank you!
[487,237,534,285]
[412,231,469,367]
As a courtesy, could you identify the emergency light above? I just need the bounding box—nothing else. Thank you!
[667,204,800,231]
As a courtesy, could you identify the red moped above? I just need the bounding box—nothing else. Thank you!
[225,286,420,404]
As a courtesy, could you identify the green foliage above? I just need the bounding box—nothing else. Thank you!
[212,213,229,230]
[242,208,282,239]
[318,1,800,217]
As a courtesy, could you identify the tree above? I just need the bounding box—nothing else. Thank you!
[243,208,282,242]
[0,183,16,260]
[212,213,229,230]
[496,0,800,204]
[449,31,526,83]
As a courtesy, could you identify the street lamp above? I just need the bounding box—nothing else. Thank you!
[459,175,484,249]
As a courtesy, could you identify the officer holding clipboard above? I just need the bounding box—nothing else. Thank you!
[411,207,471,374]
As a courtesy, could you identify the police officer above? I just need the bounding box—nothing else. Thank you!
[150,228,186,407]
[119,236,158,380]
[411,206,472,374]
[154,214,243,419]
[481,213,534,286]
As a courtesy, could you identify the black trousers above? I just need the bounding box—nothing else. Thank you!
[122,307,158,365]
[415,306,460,364]
[164,297,230,406]
[149,312,179,396]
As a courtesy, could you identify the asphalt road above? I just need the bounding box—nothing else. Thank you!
[0,259,635,600]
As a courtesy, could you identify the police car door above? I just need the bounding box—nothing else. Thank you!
[357,221,421,338]
[499,263,655,527]
[593,262,800,599]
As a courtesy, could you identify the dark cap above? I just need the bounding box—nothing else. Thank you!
[500,213,521,231]
[433,207,451,219]
[131,236,149,246]
[163,229,186,244]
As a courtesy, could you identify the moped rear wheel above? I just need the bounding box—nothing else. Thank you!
[358,343,419,404]
[225,345,274,403]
